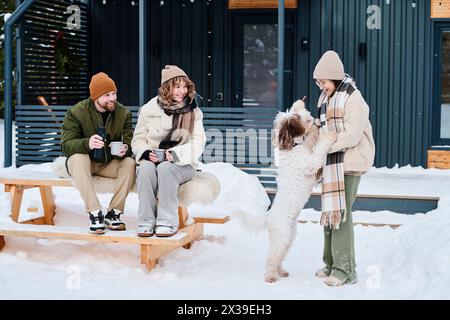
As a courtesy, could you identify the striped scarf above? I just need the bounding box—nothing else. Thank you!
[318,75,356,230]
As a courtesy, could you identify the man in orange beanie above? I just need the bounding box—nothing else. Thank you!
[61,72,136,234]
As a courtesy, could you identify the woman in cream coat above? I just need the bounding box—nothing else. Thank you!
[312,51,375,287]
[132,65,206,237]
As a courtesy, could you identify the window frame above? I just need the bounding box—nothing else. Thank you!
[432,22,450,145]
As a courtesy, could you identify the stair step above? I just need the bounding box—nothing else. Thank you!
[266,190,439,214]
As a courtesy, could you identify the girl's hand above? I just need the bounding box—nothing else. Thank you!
[165,150,173,162]
[149,152,159,163]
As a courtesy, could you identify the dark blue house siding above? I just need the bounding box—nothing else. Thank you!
[296,0,433,168]
[15,0,435,168]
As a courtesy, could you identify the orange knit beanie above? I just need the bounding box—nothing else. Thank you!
[89,72,117,100]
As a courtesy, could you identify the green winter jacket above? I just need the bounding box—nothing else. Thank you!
[61,98,133,165]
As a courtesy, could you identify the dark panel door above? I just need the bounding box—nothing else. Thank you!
[433,23,450,145]
[230,14,295,110]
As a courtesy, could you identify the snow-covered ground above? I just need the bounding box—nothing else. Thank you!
[1,120,450,299]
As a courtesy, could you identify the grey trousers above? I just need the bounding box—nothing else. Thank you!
[136,161,195,227]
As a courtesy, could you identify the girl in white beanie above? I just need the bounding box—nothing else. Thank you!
[313,51,375,286]
[131,65,206,238]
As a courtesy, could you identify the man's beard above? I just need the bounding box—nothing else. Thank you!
[97,101,115,112]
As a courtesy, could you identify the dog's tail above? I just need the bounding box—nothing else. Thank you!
[232,210,268,234]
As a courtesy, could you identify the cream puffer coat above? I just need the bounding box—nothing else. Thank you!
[131,96,206,168]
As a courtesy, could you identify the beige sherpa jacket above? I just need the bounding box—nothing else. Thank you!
[327,88,375,173]
[131,96,206,168]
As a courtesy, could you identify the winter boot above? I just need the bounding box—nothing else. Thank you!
[315,267,331,279]
[89,210,105,234]
[105,209,126,231]
[324,275,347,287]
[137,225,155,237]
[155,225,178,237]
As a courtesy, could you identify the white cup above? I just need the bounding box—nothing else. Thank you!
[109,141,128,156]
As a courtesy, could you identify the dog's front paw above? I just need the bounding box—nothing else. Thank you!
[290,99,306,113]
[265,274,280,283]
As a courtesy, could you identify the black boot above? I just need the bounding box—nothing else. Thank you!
[89,210,105,234]
[105,209,126,231]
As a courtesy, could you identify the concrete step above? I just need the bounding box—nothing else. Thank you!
[266,190,439,214]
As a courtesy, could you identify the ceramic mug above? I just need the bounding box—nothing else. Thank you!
[153,149,166,162]
[109,141,128,156]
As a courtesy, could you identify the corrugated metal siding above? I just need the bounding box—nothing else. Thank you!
[147,0,212,104]
[16,0,434,169]
[89,0,139,106]
[298,0,432,168]
[89,0,213,106]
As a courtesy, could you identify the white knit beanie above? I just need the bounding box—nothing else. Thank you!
[313,51,345,80]
[161,65,188,85]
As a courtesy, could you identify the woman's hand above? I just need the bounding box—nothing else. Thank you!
[148,151,160,163]
[165,150,173,162]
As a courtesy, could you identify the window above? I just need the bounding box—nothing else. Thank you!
[434,24,450,143]
[440,30,450,139]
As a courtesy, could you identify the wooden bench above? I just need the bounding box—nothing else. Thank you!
[0,170,229,271]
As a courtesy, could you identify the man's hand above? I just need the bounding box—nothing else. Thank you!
[89,134,104,150]
[117,145,128,157]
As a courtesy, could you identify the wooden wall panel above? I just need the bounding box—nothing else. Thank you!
[228,0,297,9]
[428,150,450,169]
[431,0,450,18]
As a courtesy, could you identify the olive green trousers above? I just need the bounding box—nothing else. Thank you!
[322,175,361,283]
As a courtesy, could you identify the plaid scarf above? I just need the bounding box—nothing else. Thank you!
[318,75,356,230]
[157,94,201,149]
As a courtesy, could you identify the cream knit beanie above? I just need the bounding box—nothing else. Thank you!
[161,65,188,85]
[313,51,345,80]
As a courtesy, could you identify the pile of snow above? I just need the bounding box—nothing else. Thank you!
[189,162,270,217]
[375,196,450,299]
